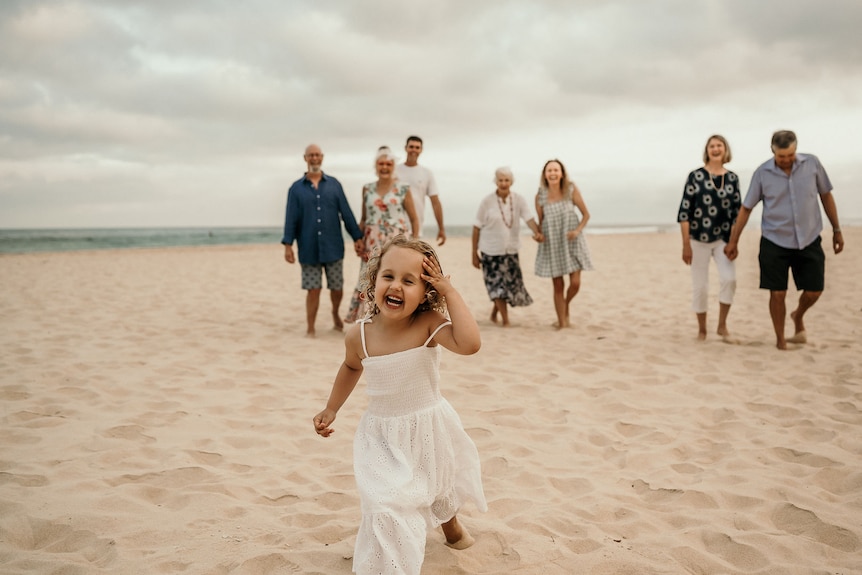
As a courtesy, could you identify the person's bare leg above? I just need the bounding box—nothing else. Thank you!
[442,515,474,550]
[330,289,344,331]
[716,304,729,336]
[494,299,510,326]
[552,277,566,329]
[306,289,321,337]
[788,290,821,343]
[769,290,787,349]
[716,303,739,343]
[490,304,499,324]
[696,312,707,341]
[564,271,581,327]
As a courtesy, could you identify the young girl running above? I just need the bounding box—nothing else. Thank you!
[313,234,487,574]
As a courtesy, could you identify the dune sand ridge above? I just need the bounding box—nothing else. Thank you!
[1,230,860,574]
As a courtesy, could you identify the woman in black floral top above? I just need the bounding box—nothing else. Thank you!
[677,135,742,342]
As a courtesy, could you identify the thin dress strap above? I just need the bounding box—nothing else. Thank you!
[359,319,371,358]
[423,320,452,347]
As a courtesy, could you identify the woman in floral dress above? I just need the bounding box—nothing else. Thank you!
[344,147,420,323]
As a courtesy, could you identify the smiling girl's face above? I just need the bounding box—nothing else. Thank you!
[374,245,428,318]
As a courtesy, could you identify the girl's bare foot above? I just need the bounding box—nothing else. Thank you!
[490,306,499,324]
[442,516,475,550]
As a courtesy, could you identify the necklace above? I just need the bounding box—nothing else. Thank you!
[497,193,514,228]
[705,168,725,194]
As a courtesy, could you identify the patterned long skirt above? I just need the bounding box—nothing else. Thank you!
[481,253,533,307]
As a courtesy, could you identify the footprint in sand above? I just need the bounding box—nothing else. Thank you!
[701,530,769,570]
[0,513,117,567]
[772,503,860,552]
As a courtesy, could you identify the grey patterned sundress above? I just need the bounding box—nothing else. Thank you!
[534,185,594,278]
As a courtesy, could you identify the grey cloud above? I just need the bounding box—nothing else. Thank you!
[1,0,860,228]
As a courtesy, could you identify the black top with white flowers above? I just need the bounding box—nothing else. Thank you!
[677,167,741,243]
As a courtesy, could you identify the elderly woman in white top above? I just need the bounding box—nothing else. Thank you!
[471,167,543,326]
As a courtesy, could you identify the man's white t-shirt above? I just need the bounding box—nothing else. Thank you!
[395,163,438,236]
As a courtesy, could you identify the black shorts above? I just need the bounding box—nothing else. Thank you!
[759,236,825,292]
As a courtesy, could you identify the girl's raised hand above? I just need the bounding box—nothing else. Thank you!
[421,255,453,296]
[313,408,337,437]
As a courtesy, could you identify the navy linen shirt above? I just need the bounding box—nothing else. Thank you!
[281,173,363,265]
[743,153,833,250]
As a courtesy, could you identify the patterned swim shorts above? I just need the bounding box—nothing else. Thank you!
[300,260,344,291]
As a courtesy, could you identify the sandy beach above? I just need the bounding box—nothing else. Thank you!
[1,229,860,575]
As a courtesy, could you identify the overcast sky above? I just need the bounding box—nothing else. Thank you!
[2,0,861,230]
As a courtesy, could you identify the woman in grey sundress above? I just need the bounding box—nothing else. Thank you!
[534,159,594,329]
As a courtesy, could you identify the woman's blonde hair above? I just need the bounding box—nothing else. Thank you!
[360,234,447,317]
[375,146,398,167]
[703,134,732,164]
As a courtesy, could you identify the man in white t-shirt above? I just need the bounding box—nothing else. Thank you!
[395,135,446,245]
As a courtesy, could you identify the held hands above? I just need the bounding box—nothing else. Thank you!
[724,242,739,261]
[313,408,337,437]
[353,239,365,258]
[532,231,545,243]
[421,254,453,297]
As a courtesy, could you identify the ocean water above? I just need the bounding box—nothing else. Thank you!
[0,224,675,254]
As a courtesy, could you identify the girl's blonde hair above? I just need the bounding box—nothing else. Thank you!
[361,234,447,317]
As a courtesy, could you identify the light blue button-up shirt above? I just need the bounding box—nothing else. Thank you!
[743,153,833,250]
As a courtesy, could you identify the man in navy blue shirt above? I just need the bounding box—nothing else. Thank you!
[282,144,364,337]
[725,130,844,349]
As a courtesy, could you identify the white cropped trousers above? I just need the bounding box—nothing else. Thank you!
[689,239,736,313]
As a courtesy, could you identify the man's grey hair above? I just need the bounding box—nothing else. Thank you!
[771,130,797,151]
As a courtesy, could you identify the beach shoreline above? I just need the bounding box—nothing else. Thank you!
[1,230,860,574]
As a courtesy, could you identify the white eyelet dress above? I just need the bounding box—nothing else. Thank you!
[352,319,487,574]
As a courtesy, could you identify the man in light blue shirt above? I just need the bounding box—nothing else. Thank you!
[725,130,844,350]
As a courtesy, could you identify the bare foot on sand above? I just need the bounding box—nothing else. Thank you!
[788,311,806,343]
[332,310,344,332]
[787,331,807,344]
[717,328,740,344]
[442,517,475,550]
